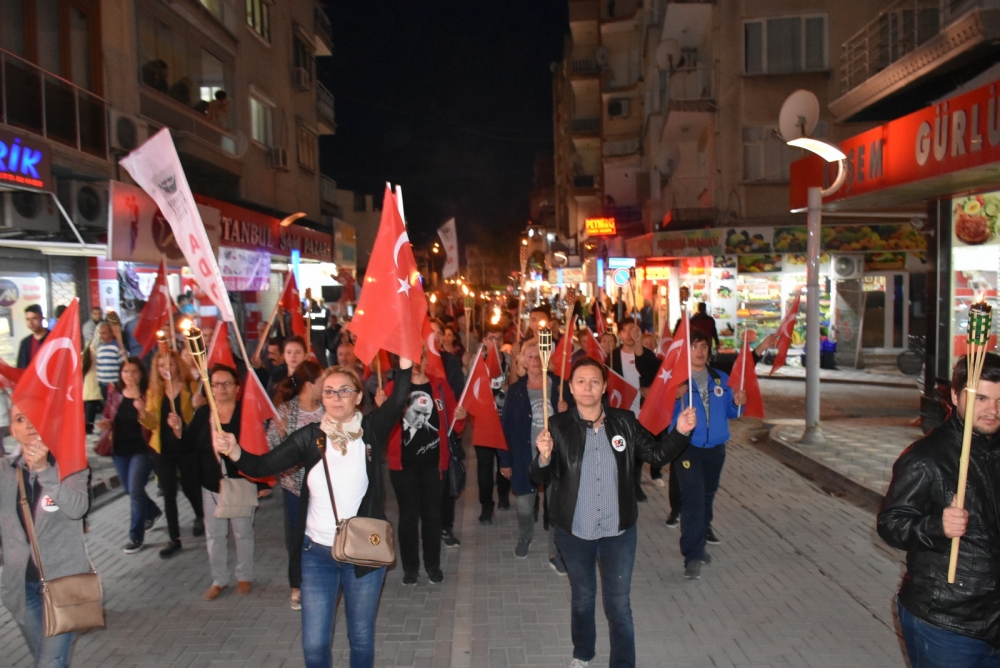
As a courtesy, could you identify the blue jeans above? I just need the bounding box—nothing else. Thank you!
[300,535,386,668]
[898,600,1000,667]
[554,524,637,668]
[112,453,160,542]
[675,443,726,563]
[19,581,74,667]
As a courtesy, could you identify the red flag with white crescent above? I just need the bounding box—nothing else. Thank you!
[770,289,802,376]
[457,351,507,450]
[422,316,448,381]
[207,321,237,371]
[132,257,174,356]
[638,316,690,436]
[605,368,638,411]
[729,334,765,418]
[485,341,503,379]
[579,328,606,364]
[278,272,307,340]
[11,299,86,479]
[239,365,277,485]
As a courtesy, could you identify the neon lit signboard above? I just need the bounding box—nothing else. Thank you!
[0,129,52,191]
[585,217,617,236]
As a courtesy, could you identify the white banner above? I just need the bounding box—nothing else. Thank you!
[437,217,459,278]
[120,128,235,322]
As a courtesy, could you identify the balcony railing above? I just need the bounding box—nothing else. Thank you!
[660,65,714,110]
[321,175,338,204]
[0,48,107,159]
[317,82,336,134]
[139,87,241,157]
[570,57,601,76]
[315,3,333,45]
[603,135,640,157]
[573,174,600,189]
[572,117,600,134]
[838,0,982,94]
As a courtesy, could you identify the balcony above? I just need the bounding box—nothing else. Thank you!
[0,48,107,160]
[139,87,242,175]
[572,117,600,135]
[661,175,716,227]
[661,65,714,112]
[603,135,640,157]
[831,0,1000,121]
[317,82,336,135]
[314,2,333,57]
[321,175,337,205]
[573,174,602,191]
[570,53,601,77]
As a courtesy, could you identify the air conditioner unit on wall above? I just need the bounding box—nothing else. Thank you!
[271,146,290,171]
[292,66,311,91]
[830,254,864,280]
[108,109,148,153]
[69,180,109,229]
[0,191,60,232]
[608,98,630,118]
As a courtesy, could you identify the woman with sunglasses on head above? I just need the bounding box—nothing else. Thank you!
[268,360,325,610]
[96,356,162,554]
[186,364,255,601]
[137,349,205,558]
[213,356,414,668]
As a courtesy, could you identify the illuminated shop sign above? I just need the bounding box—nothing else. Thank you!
[585,217,617,236]
[0,129,52,191]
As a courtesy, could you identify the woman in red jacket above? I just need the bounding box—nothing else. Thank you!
[385,349,466,586]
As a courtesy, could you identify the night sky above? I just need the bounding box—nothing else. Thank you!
[319,1,568,263]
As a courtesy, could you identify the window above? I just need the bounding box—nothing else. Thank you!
[250,96,273,146]
[742,123,827,182]
[0,0,25,56]
[744,16,826,74]
[296,124,317,171]
[293,35,315,86]
[246,0,270,41]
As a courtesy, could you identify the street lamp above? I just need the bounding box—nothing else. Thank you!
[779,90,847,445]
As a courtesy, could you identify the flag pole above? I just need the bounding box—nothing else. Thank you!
[558,301,573,402]
[450,343,484,435]
[164,259,177,351]
[686,303,693,409]
[376,354,383,392]
[738,329,748,418]
[156,332,178,415]
[253,274,290,360]
[304,288,312,359]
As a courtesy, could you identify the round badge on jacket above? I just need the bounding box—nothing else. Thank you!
[611,435,627,452]
[40,495,60,512]
[713,385,725,398]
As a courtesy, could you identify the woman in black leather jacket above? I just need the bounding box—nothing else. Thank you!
[878,353,1000,665]
[531,357,696,668]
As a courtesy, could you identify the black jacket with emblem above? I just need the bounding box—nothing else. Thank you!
[530,406,689,534]
[878,415,1000,644]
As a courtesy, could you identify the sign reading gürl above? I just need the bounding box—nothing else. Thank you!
[0,129,52,191]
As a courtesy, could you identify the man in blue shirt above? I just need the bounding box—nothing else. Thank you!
[670,330,746,580]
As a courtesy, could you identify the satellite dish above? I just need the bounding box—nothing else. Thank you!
[656,144,680,177]
[655,39,682,71]
[778,89,820,142]
[595,46,611,68]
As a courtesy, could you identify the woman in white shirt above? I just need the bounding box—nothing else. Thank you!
[213,357,413,668]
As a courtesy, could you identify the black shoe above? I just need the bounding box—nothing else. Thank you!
[428,569,444,585]
[706,526,721,545]
[144,510,163,531]
[497,498,511,510]
[665,512,680,528]
[479,508,495,525]
[514,539,531,558]
[684,560,702,580]
[702,551,712,565]
[159,540,182,559]
[402,572,418,586]
[124,539,144,554]
[442,530,461,548]
[635,488,648,502]
[549,556,567,575]
[192,518,205,537]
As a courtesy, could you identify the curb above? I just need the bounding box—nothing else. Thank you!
[755,425,885,513]
[763,375,916,389]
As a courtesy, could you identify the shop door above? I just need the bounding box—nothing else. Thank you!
[861,273,909,350]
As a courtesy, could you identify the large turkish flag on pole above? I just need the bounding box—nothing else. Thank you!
[605,368,638,411]
[729,331,765,418]
[455,348,507,450]
[132,257,174,356]
[348,185,426,365]
[422,316,448,381]
[279,271,307,339]
[770,289,802,376]
[240,367,277,485]
[11,299,86,479]
[638,316,691,436]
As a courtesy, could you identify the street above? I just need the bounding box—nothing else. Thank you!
[1,386,913,667]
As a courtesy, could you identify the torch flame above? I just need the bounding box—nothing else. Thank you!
[180,319,194,333]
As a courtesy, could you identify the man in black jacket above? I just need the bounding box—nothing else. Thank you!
[16,304,49,369]
[878,353,1000,666]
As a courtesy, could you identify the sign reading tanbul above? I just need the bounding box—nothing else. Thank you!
[791,76,1000,210]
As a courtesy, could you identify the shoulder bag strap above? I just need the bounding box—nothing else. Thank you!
[315,434,341,526]
[16,467,47,582]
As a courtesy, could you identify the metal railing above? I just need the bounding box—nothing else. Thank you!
[315,3,333,45]
[572,117,600,134]
[139,87,241,157]
[0,48,107,159]
[660,65,714,110]
[838,0,980,94]
[573,174,599,188]
[321,175,338,204]
[570,57,601,75]
[603,135,640,157]
[664,175,715,210]
[317,82,335,126]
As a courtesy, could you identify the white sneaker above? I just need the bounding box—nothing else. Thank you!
[569,660,590,668]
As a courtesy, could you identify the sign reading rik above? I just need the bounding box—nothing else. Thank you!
[585,217,617,236]
[0,129,52,191]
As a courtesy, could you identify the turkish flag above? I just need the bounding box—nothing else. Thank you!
[605,368,638,411]
[240,365,277,485]
[0,356,23,389]
[656,314,674,359]
[279,272,307,340]
[11,299,86,480]
[485,342,503,379]
[347,185,426,365]
[132,257,174,356]
[638,316,690,436]
[550,331,575,380]
[458,352,507,450]
[207,321,237,371]
[770,289,802,376]
[362,349,391,382]
[594,301,607,337]
[579,328,606,364]
[729,333,765,418]
[422,316,448,381]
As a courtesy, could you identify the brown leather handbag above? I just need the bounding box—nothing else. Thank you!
[17,471,105,637]
[316,436,395,568]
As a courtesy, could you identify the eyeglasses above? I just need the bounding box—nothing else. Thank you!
[323,388,357,398]
[210,381,234,389]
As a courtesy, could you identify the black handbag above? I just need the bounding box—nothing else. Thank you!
[446,432,466,498]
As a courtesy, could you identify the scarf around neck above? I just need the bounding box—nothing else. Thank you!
[321,411,364,456]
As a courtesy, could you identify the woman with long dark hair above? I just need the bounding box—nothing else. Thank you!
[213,357,413,668]
[138,349,205,558]
[268,359,324,610]
[97,356,161,554]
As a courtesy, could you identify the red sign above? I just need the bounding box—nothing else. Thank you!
[791,76,1000,210]
[194,195,333,261]
[585,217,617,236]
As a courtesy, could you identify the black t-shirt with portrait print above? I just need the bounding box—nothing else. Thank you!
[400,382,441,468]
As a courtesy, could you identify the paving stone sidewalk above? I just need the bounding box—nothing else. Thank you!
[2,420,910,667]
